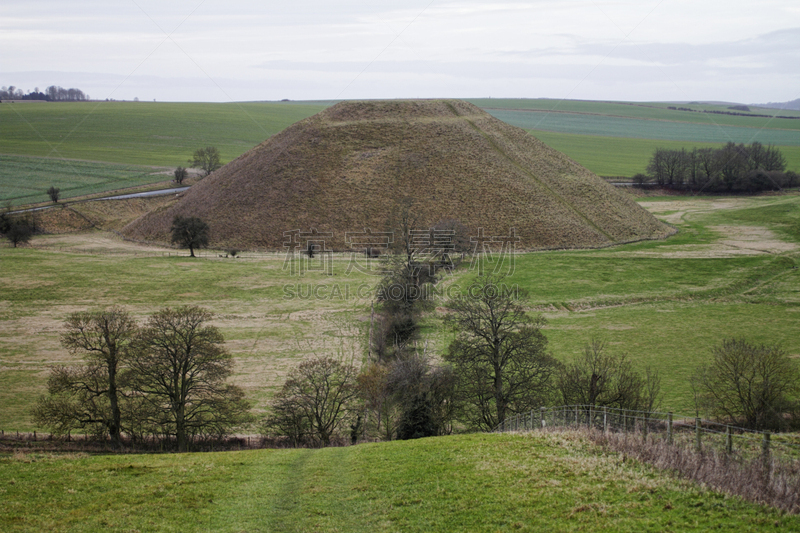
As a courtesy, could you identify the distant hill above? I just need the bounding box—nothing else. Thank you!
[124,100,671,251]
[755,98,800,111]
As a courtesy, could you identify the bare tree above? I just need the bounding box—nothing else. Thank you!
[130,306,249,451]
[444,273,558,430]
[556,338,661,412]
[694,338,799,430]
[357,362,398,441]
[266,356,360,446]
[33,307,136,446]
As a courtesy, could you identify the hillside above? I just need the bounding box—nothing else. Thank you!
[2,431,795,532]
[124,100,671,251]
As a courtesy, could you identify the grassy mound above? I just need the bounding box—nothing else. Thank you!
[124,100,671,250]
[2,431,794,532]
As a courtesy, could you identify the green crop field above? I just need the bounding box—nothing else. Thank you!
[2,194,799,430]
[469,98,800,127]
[0,101,325,166]
[1,431,795,532]
[486,109,800,146]
[0,155,174,205]
[527,131,800,177]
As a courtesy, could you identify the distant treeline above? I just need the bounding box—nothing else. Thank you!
[0,85,89,102]
[641,142,798,193]
[666,105,799,120]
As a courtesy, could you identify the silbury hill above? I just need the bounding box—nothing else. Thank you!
[124,99,672,250]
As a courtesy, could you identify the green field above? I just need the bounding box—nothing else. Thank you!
[471,98,800,177]
[3,99,799,205]
[469,98,800,127]
[2,194,799,430]
[0,155,174,205]
[1,431,795,532]
[0,101,325,166]
[486,109,800,146]
[528,131,800,177]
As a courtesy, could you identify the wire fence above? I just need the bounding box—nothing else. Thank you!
[495,405,800,465]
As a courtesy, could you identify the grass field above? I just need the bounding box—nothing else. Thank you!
[469,98,800,128]
[527,131,800,177]
[0,101,325,166]
[1,431,796,532]
[1,193,799,430]
[3,99,799,205]
[486,109,800,146]
[0,155,177,205]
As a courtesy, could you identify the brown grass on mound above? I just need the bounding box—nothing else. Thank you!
[123,99,671,251]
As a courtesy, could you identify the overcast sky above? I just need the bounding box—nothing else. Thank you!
[2,1,799,103]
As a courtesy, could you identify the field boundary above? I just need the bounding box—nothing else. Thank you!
[496,405,800,513]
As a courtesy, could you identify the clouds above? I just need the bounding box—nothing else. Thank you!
[2,1,798,102]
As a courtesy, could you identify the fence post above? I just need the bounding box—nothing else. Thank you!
[588,405,594,429]
[623,410,628,433]
[695,418,702,451]
[540,407,546,429]
[575,406,579,427]
[603,407,608,434]
[530,409,534,431]
[762,432,771,472]
[642,412,648,441]
[667,412,673,445]
[726,426,733,453]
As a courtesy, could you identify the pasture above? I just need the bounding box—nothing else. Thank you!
[1,431,796,532]
[1,193,799,431]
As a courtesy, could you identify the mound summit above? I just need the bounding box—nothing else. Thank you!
[125,100,671,250]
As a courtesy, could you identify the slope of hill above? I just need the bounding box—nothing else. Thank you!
[124,100,671,251]
[1,431,795,532]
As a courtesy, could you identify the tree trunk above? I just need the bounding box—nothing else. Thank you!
[108,361,121,447]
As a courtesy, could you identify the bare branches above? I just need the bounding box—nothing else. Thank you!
[695,338,799,430]
[266,356,360,446]
[130,306,248,451]
[444,273,557,431]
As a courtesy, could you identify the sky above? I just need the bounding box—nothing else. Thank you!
[2,0,799,103]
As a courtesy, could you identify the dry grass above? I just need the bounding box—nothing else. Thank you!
[589,430,800,514]
[123,99,671,251]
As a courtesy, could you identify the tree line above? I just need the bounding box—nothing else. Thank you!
[641,142,798,193]
[1,85,89,101]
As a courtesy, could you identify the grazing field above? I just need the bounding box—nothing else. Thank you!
[1,193,799,430]
[1,431,795,532]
